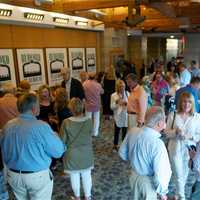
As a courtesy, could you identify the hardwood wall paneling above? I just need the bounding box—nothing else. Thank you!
[43,28,68,47]
[12,26,45,48]
[0,24,98,48]
[0,25,13,48]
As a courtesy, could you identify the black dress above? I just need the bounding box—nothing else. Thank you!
[57,106,72,127]
[102,78,115,116]
[37,102,57,131]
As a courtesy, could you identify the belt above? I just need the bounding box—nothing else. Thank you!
[9,168,35,174]
[128,111,137,115]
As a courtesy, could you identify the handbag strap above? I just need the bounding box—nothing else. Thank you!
[171,111,176,129]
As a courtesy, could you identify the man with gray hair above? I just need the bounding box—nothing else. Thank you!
[1,93,65,200]
[119,106,171,200]
[61,67,85,100]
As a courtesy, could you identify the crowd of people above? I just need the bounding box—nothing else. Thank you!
[0,57,200,200]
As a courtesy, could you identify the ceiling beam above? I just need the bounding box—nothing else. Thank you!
[0,0,61,12]
[63,0,129,12]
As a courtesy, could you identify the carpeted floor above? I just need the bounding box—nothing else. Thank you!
[52,119,132,200]
[8,118,195,200]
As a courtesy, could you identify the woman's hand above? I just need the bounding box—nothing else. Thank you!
[176,128,185,140]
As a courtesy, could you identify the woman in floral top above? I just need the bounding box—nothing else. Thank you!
[151,71,169,105]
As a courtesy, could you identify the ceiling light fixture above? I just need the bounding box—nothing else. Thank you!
[24,12,44,21]
[0,9,12,17]
[53,17,69,24]
[76,21,88,26]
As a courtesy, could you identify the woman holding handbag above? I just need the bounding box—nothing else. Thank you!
[60,98,93,200]
[165,92,200,200]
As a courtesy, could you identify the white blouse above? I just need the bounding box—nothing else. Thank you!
[110,91,129,128]
[165,112,200,154]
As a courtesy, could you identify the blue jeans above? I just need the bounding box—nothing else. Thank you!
[0,170,9,200]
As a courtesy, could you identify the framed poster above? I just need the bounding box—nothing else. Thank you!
[17,49,46,90]
[46,48,68,86]
[86,48,96,73]
[0,49,16,86]
[68,48,85,79]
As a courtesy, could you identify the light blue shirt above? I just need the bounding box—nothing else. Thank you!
[119,126,171,195]
[180,69,191,87]
[1,114,66,172]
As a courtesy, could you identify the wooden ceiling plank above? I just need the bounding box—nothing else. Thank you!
[63,0,129,12]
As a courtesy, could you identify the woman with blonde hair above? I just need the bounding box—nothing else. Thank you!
[60,98,93,200]
[110,79,129,151]
[37,84,55,126]
[165,92,200,200]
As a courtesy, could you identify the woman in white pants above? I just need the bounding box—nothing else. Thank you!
[60,98,94,200]
[83,72,104,136]
[165,92,200,200]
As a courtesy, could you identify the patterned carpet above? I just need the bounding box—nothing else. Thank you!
[8,118,195,200]
[52,119,132,200]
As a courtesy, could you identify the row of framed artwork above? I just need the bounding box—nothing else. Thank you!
[0,48,96,90]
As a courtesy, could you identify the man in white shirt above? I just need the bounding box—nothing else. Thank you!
[179,63,191,87]
[190,60,200,78]
[119,106,171,200]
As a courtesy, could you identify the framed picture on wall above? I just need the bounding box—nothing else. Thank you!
[68,48,85,79]
[46,48,68,86]
[0,49,16,86]
[16,49,46,90]
[86,48,96,73]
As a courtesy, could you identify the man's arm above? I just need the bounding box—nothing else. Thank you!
[137,88,147,126]
[153,141,172,196]
[40,124,66,158]
[118,134,129,161]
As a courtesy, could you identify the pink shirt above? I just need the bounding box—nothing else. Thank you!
[83,79,104,112]
[127,85,147,124]
[0,94,19,129]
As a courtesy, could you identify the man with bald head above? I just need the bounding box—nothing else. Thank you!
[119,106,171,200]
[60,67,85,100]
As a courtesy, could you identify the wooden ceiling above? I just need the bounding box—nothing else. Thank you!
[2,0,200,33]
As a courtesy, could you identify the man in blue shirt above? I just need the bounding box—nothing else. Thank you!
[175,76,200,112]
[179,63,191,87]
[119,106,171,200]
[1,93,66,200]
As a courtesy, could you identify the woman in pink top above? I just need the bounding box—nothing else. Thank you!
[83,72,104,136]
[151,71,169,106]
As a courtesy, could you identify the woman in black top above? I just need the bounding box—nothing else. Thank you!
[37,85,57,131]
[54,87,72,129]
